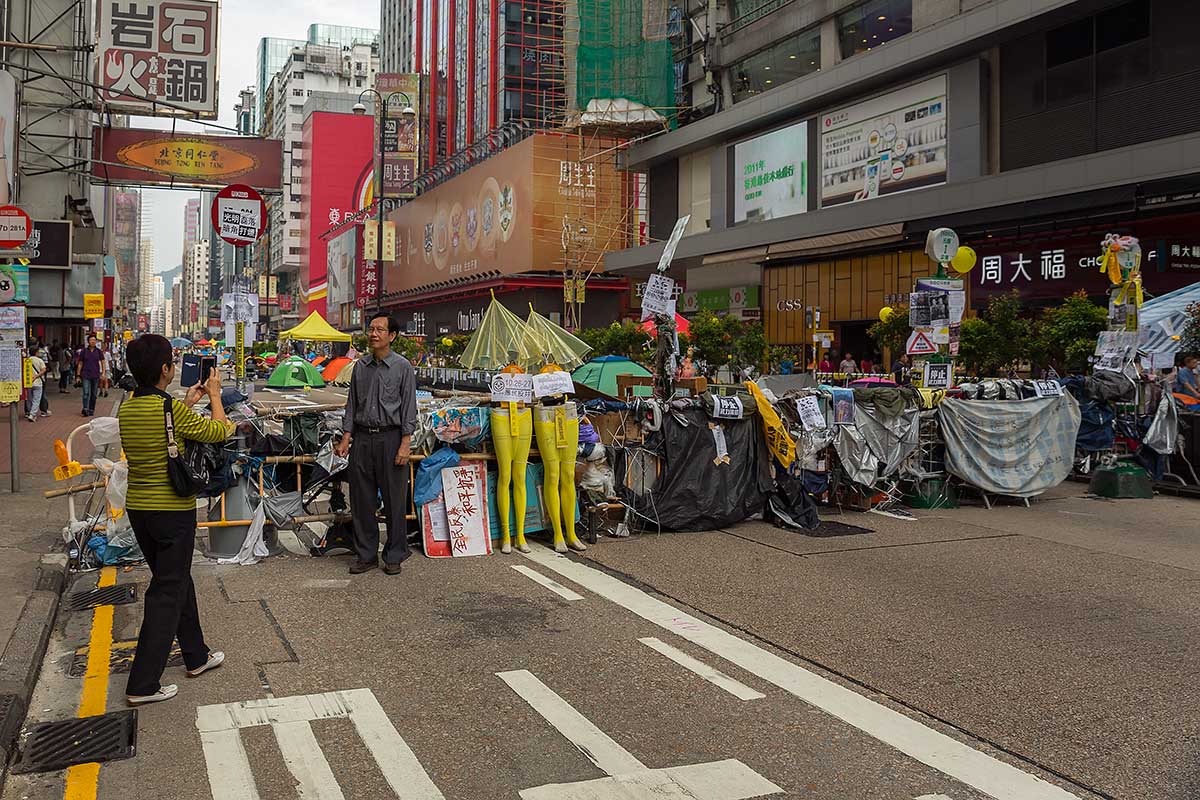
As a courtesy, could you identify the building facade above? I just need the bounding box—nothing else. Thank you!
[137,239,156,316]
[260,40,381,322]
[604,0,1200,360]
[182,240,212,336]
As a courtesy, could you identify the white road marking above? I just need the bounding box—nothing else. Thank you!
[521,544,1082,800]
[511,565,585,601]
[639,637,765,701]
[498,669,783,800]
[196,689,445,800]
[915,795,954,800]
[272,720,346,800]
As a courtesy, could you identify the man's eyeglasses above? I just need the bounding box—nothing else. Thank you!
[366,326,391,334]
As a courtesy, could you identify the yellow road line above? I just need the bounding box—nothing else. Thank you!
[63,566,118,800]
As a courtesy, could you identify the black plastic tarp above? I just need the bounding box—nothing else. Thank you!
[618,406,772,531]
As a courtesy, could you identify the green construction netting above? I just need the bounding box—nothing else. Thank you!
[576,0,675,113]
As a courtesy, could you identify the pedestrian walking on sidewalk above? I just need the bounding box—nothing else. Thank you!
[58,344,73,393]
[24,348,47,421]
[120,334,232,705]
[334,311,417,576]
[76,335,104,416]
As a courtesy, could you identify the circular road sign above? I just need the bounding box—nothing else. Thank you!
[0,205,32,249]
[211,184,266,247]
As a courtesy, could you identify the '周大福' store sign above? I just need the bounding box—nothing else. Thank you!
[972,231,1200,304]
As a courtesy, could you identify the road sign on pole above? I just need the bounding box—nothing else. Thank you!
[0,206,31,250]
[212,184,266,247]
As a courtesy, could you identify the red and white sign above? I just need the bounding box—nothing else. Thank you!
[211,184,265,247]
[442,462,491,557]
[0,205,31,249]
[906,329,938,356]
[96,0,219,119]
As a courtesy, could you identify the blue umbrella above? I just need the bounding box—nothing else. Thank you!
[170,337,193,348]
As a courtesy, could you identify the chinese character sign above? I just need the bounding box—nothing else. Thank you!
[356,248,378,309]
[97,0,219,118]
[375,73,420,199]
[440,462,491,557]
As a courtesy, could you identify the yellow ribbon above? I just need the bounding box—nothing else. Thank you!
[1100,247,1123,285]
[508,401,518,436]
[554,407,567,448]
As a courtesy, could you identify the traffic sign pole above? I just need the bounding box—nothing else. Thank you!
[235,321,245,393]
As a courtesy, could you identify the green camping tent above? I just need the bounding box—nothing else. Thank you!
[266,356,326,388]
[572,356,651,398]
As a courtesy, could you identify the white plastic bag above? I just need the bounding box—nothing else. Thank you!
[106,461,129,513]
[87,416,122,448]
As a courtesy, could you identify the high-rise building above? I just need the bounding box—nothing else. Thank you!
[182,240,211,335]
[379,0,414,73]
[182,197,201,269]
[261,40,380,319]
[137,238,156,314]
[170,277,183,338]
[256,25,380,135]
[151,275,165,308]
[112,189,141,310]
[234,87,257,135]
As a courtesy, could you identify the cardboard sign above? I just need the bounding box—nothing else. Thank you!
[906,329,938,356]
[796,396,825,430]
[441,462,492,557]
[711,395,744,420]
[490,372,534,403]
[923,361,954,389]
[532,370,574,398]
[420,492,453,559]
[83,293,105,319]
[1033,380,1064,397]
[641,272,676,317]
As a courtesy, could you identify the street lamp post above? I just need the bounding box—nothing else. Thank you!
[353,90,416,317]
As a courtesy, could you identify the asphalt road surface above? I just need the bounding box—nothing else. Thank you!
[6,482,1196,800]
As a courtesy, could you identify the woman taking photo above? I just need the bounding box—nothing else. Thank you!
[120,334,232,705]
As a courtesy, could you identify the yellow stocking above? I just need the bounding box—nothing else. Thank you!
[557,412,584,551]
[535,405,586,553]
[492,406,533,554]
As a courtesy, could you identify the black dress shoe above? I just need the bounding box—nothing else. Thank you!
[383,562,402,576]
[349,559,378,574]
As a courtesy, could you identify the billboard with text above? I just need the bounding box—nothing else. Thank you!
[92,128,282,190]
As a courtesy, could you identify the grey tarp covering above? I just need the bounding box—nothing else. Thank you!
[833,404,920,488]
[938,395,1081,497]
[1144,391,1179,455]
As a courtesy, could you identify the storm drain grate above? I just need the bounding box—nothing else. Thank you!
[64,584,136,612]
[11,711,137,774]
[804,520,873,537]
[67,640,182,678]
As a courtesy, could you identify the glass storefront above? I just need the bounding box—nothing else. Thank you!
[837,0,912,60]
[732,28,821,104]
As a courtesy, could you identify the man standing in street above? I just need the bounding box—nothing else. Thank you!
[334,312,417,575]
[76,335,104,416]
[58,344,73,393]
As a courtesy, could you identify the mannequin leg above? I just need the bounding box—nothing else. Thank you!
[533,411,565,552]
[491,408,515,553]
[558,415,586,551]
[511,409,533,553]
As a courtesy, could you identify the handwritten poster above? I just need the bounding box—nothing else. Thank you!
[441,462,491,557]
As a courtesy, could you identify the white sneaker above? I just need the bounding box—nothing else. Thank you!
[187,650,225,678]
[24,414,35,421]
[127,684,178,705]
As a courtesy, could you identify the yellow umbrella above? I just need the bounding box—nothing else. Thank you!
[521,305,592,372]
[460,293,532,370]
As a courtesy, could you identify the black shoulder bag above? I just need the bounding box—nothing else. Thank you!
[161,394,215,496]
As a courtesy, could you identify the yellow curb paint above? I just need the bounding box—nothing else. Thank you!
[63,566,118,800]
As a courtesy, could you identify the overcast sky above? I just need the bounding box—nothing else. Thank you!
[140,0,379,271]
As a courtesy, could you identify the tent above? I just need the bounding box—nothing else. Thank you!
[638,313,691,337]
[279,311,352,342]
[322,356,352,381]
[330,358,357,386]
[572,356,651,398]
[169,337,192,348]
[1139,282,1200,358]
[266,356,326,388]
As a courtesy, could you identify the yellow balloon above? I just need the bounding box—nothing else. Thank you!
[441,337,454,347]
[879,306,894,323]
[951,245,977,273]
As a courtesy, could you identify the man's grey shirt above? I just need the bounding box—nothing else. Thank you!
[343,351,417,436]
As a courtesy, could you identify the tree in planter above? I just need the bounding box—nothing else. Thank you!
[867,305,911,363]
[734,321,768,374]
[1182,301,1200,353]
[956,292,1032,376]
[576,321,651,362]
[1032,291,1108,374]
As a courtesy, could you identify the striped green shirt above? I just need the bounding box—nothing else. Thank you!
[119,393,235,511]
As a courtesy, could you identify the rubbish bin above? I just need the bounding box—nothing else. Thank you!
[204,474,285,559]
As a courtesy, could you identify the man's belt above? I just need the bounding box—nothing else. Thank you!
[359,425,399,434]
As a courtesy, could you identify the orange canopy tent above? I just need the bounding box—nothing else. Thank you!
[322,356,352,381]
